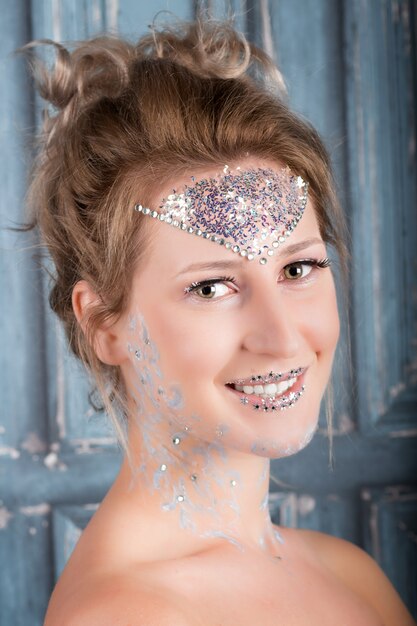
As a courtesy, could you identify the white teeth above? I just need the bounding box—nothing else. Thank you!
[243,385,254,394]
[276,381,288,394]
[233,377,298,397]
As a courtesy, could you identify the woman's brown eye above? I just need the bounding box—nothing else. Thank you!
[284,263,304,280]
[198,285,216,298]
[195,283,230,299]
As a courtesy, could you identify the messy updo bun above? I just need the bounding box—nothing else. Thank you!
[24,18,348,451]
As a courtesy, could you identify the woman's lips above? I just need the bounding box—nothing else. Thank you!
[230,367,305,387]
[226,369,307,411]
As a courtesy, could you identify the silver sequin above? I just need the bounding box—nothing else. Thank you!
[134,166,308,264]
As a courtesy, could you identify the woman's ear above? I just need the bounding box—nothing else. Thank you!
[72,280,126,366]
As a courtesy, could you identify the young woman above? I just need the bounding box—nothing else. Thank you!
[26,19,415,626]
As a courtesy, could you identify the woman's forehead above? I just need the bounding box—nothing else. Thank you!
[138,199,323,279]
[136,162,309,267]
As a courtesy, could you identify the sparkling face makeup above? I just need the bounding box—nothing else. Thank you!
[126,166,339,461]
[124,311,300,557]
[227,367,306,412]
[126,313,252,550]
[134,165,308,265]
[114,158,340,562]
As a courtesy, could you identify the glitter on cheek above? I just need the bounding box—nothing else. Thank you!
[128,314,186,415]
[124,315,250,548]
[128,315,137,332]
[164,384,184,410]
[215,423,230,438]
[153,465,169,489]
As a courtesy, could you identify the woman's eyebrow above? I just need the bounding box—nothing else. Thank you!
[278,237,325,257]
[175,259,241,277]
[175,237,325,277]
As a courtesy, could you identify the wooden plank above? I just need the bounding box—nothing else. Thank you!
[52,504,98,578]
[269,491,359,543]
[270,431,417,493]
[31,0,115,41]
[117,0,193,39]
[0,506,52,626]
[0,450,121,506]
[362,485,417,617]
[0,0,49,454]
[29,0,127,452]
[344,0,417,432]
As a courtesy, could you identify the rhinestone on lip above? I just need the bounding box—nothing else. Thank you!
[133,166,309,266]
[230,367,304,386]
[251,385,305,411]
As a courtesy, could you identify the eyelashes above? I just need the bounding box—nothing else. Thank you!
[185,275,236,294]
[184,257,332,299]
[283,257,331,282]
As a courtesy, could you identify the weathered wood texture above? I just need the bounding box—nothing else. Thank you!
[0,0,416,624]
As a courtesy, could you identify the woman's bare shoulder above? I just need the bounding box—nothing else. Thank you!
[44,571,198,626]
[295,528,416,626]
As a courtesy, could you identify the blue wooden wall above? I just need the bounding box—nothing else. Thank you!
[1,1,416,623]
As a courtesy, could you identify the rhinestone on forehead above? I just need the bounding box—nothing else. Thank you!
[134,166,309,265]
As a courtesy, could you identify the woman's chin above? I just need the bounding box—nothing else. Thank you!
[245,418,319,459]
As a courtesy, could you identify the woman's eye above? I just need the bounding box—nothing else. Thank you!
[195,283,230,299]
[283,262,313,280]
[282,258,330,281]
[185,276,236,300]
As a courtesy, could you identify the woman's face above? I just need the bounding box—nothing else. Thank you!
[119,159,340,458]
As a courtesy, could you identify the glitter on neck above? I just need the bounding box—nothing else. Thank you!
[134,166,309,265]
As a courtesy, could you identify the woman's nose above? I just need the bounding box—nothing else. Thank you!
[242,292,300,359]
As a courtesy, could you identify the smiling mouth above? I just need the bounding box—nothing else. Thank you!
[226,368,306,411]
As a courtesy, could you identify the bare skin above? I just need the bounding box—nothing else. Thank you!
[44,160,416,625]
[45,507,413,625]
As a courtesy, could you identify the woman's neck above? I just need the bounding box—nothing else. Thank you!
[111,406,283,561]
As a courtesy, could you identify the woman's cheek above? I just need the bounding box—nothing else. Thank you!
[309,280,340,352]
[292,278,340,352]
[148,311,236,383]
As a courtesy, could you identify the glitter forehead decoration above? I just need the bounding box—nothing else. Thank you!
[134,165,309,265]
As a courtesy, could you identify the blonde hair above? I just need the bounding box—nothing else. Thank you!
[24,19,349,455]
